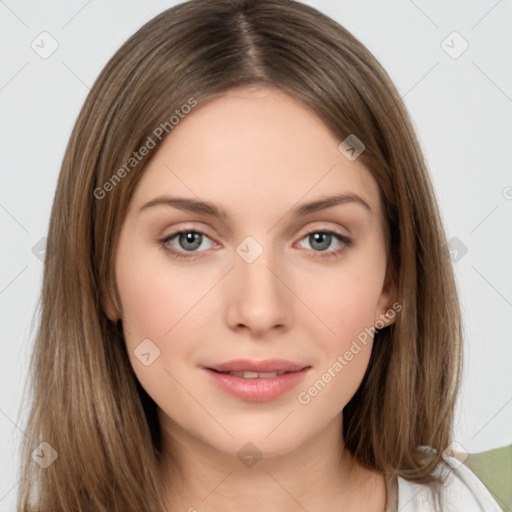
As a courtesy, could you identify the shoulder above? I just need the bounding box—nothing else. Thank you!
[396,452,503,511]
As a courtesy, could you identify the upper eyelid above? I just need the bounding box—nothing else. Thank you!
[163,220,349,239]
[163,224,218,243]
[163,226,348,241]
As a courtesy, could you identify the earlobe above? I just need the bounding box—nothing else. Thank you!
[375,269,399,329]
[102,292,120,323]
[376,305,397,329]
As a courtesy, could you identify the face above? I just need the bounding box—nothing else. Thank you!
[104,85,396,461]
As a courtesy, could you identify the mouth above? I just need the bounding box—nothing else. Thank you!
[206,358,309,373]
[203,359,311,402]
[210,369,291,378]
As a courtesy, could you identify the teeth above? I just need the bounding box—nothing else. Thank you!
[224,371,285,378]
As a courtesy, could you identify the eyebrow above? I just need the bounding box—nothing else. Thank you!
[139,193,373,218]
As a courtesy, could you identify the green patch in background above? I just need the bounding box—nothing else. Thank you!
[464,444,512,512]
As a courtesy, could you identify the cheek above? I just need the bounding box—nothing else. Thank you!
[296,290,375,417]
[298,258,384,342]
[116,245,207,344]
[115,251,209,418]
[115,246,219,391]
[293,263,383,410]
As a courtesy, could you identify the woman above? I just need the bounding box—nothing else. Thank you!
[17,1,502,510]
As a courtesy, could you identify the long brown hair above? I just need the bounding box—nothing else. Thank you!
[17,0,463,510]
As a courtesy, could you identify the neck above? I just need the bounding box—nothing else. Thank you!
[158,412,385,512]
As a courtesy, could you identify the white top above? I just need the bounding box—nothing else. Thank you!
[386,453,503,511]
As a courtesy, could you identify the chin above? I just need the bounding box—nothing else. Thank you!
[201,422,310,462]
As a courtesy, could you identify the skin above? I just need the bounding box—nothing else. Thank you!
[104,85,397,511]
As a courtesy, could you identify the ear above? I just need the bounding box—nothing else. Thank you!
[374,265,399,329]
[102,291,120,323]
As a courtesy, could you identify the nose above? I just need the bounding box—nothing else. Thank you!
[225,244,292,337]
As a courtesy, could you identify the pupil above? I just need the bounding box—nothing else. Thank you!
[310,233,331,251]
[179,232,201,251]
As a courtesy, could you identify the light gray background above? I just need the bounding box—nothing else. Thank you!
[1,0,511,509]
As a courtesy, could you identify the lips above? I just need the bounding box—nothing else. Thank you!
[203,359,311,402]
[206,359,308,373]
[218,370,286,378]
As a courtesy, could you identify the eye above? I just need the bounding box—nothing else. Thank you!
[159,229,216,259]
[158,228,352,260]
[296,230,352,258]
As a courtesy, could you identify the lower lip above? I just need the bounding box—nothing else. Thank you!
[204,368,310,402]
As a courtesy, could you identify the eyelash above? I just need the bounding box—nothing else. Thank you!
[158,228,352,260]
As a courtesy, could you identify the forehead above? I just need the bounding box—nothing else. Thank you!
[127,86,382,224]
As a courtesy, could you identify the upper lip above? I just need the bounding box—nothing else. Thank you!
[206,359,310,373]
